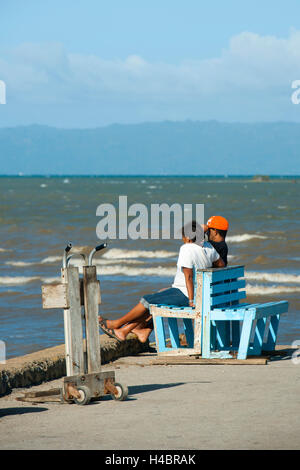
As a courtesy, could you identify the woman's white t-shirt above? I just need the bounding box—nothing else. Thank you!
[172,242,220,297]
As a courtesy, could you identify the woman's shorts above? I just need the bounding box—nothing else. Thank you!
[140,287,189,310]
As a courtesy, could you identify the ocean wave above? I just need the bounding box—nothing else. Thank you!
[1,265,298,288]
[0,276,41,285]
[5,261,35,267]
[101,248,177,259]
[226,234,268,243]
[246,284,300,295]
[0,265,175,285]
[42,277,61,284]
[246,271,300,284]
[94,266,175,277]
[5,254,157,268]
[69,258,144,266]
[5,256,62,267]
[0,275,61,286]
[41,256,62,264]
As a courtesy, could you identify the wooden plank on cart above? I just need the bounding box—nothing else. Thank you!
[41,283,69,309]
[24,388,61,398]
[62,266,85,376]
[83,266,101,373]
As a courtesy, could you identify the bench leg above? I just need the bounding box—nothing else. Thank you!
[237,312,254,360]
[232,321,241,349]
[168,318,180,349]
[215,321,230,350]
[211,321,217,350]
[202,312,211,358]
[251,318,267,356]
[153,316,168,353]
[183,318,194,348]
[263,314,280,351]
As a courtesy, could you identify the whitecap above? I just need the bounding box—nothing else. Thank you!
[101,248,177,259]
[94,265,176,277]
[246,284,300,295]
[246,271,300,284]
[41,277,61,284]
[227,234,268,243]
[5,261,35,267]
[0,276,41,285]
[41,256,62,264]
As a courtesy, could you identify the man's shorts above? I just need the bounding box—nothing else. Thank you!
[140,287,189,310]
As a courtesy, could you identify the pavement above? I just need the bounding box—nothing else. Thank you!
[0,351,299,450]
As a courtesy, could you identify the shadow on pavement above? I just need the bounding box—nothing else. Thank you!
[128,382,186,395]
[0,407,48,418]
[265,348,295,362]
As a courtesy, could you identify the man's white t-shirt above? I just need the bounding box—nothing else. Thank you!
[172,242,220,297]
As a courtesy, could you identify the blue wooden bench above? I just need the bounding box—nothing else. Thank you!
[150,265,289,360]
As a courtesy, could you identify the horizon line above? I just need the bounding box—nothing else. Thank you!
[0,174,299,178]
[1,119,300,131]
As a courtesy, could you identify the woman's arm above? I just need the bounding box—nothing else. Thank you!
[182,267,195,307]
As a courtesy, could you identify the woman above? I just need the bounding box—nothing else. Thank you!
[99,221,224,343]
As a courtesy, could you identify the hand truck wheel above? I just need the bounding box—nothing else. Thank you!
[73,385,92,406]
[111,382,128,401]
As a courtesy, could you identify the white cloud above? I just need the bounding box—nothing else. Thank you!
[1,30,300,121]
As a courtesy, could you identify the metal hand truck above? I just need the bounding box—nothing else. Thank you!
[40,243,128,405]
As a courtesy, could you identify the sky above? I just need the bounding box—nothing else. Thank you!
[1,0,300,128]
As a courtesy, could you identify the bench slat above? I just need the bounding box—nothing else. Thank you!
[210,266,245,283]
[211,279,246,294]
[211,310,247,321]
[254,301,288,319]
[211,290,246,307]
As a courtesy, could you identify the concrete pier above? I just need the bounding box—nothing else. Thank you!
[0,334,149,396]
[0,345,299,449]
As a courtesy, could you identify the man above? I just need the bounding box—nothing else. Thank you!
[204,215,229,266]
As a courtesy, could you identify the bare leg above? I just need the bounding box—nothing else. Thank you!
[131,317,153,343]
[115,315,153,343]
[99,302,148,329]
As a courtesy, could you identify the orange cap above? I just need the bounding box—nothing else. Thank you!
[207,216,229,231]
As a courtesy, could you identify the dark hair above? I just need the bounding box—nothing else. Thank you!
[215,229,227,239]
[182,220,198,242]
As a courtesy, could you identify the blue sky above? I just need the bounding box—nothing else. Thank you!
[1,0,300,127]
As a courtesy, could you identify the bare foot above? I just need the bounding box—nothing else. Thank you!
[98,316,127,341]
[112,327,128,341]
[131,326,152,343]
[98,316,118,329]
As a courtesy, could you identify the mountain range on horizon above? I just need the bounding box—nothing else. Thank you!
[0,121,299,175]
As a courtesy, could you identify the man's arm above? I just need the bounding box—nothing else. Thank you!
[182,267,195,307]
[213,257,225,268]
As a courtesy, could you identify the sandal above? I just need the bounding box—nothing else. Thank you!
[99,318,122,343]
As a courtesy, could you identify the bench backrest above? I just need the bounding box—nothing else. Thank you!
[195,265,246,311]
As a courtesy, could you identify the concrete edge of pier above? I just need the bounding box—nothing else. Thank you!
[0,334,150,397]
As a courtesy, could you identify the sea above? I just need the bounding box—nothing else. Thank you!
[0,175,299,359]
